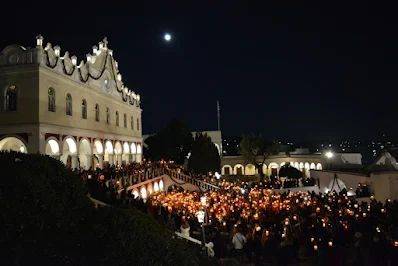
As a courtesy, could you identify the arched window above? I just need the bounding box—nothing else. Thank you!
[95,104,100,122]
[131,116,134,130]
[48,87,55,112]
[5,85,18,111]
[65,93,72,116]
[106,107,110,124]
[123,113,127,128]
[137,118,140,131]
[116,111,119,126]
[81,99,87,119]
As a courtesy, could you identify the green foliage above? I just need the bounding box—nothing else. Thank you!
[145,119,193,164]
[188,132,221,174]
[0,152,205,265]
[238,134,263,165]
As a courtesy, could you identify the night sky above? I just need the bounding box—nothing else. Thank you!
[1,2,397,142]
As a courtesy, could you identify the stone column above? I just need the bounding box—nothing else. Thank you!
[117,154,122,166]
[71,155,78,170]
[97,154,104,169]
[132,154,136,162]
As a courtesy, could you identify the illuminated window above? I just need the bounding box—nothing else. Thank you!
[5,85,18,111]
[65,93,72,116]
[81,99,87,119]
[48,87,55,112]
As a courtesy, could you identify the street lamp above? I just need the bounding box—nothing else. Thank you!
[196,210,206,256]
[325,151,334,170]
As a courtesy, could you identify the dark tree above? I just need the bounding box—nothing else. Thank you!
[145,119,193,164]
[238,134,280,181]
[188,132,221,175]
[278,163,303,179]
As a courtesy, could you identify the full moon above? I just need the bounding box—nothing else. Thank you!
[164,33,171,42]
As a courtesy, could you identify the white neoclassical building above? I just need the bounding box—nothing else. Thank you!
[0,35,143,169]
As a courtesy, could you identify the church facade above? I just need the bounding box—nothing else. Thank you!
[0,35,143,169]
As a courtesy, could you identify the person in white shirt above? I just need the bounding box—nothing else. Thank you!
[180,220,190,238]
[232,228,247,262]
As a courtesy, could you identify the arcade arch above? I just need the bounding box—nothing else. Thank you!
[234,164,244,175]
[316,163,322,170]
[268,162,279,177]
[104,140,113,164]
[327,178,347,193]
[159,180,164,191]
[222,165,233,175]
[79,139,92,170]
[45,139,60,156]
[114,141,122,166]
[130,143,137,162]
[154,181,159,192]
[140,186,147,199]
[245,164,256,175]
[136,143,142,162]
[0,137,27,153]
[61,137,77,167]
[122,142,130,163]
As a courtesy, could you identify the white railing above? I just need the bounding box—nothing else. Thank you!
[165,169,220,191]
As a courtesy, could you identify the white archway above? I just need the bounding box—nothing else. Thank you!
[122,142,130,163]
[104,140,113,164]
[310,163,316,170]
[294,162,299,169]
[268,162,279,176]
[92,140,103,168]
[130,142,137,162]
[154,181,159,192]
[234,164,244,175]
[132,189,139,199]
[159,179,164,191]
[114,141,122,154]
[245,164,256,176]
[136,143,142,162]
[79,139,92,170]
[303,162,310,178]
[45,139,60,156]
[147,183,153,195]
[0,137,27,153]
[299,162,304,169]
[140,186,147,199]
[262,164,268,175]
[61,137,77,167]
[114,141,123,166]
[316,163,323,170]
[222,165,233,175]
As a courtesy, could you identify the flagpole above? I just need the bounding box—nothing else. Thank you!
[217,100,221,131]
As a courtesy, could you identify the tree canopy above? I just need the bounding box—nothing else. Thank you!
[238,134,281,179]
[0,151,204,265]
[278,163,303,179]
[188,132,221,175]
[145,119,193,164]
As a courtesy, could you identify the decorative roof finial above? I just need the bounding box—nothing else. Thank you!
[36,34,44,48]
[103,37,108,48]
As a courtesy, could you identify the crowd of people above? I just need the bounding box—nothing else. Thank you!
[79,161,398,265]
[148,183,398,265]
